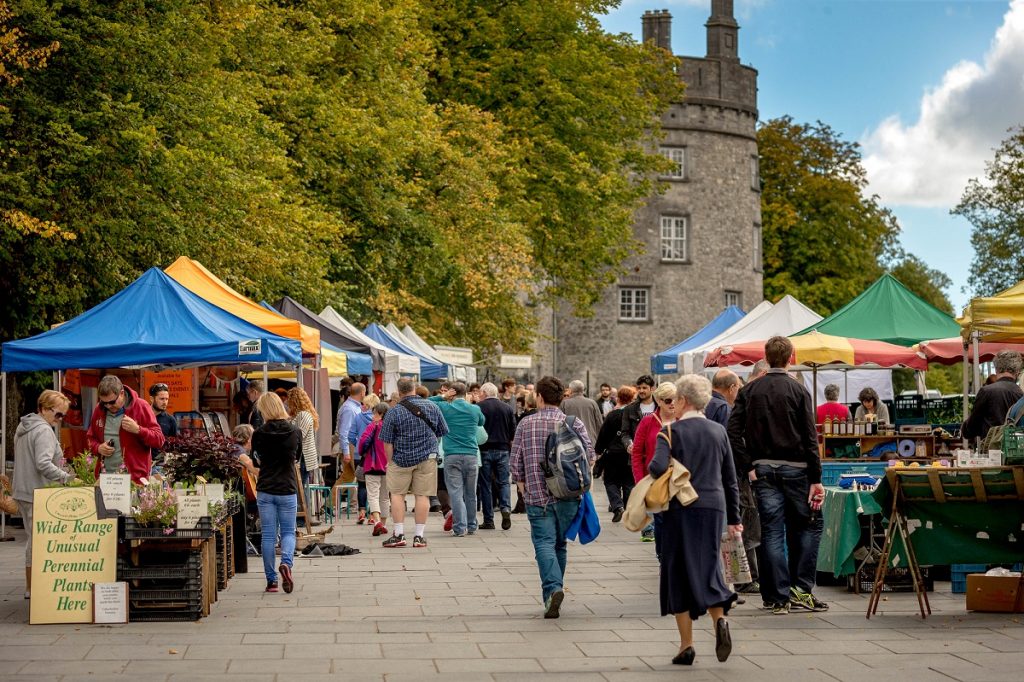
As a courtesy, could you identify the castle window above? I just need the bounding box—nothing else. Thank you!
[724,290,742,309]
[751,155,760,191]
[660,215,689,262]
[753,224,762,272]
[659,147,687,180]
[618,287,650,322]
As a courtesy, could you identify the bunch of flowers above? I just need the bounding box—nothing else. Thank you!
[132,482,178,530]
[68,450,98,486]
[161,432,241,486]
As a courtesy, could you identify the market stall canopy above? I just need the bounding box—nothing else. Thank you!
[363,323,447,380]
[679,296,821,374]
[1,268,302,372]
[256,342,371,379]
[959,279,1024,342]
[319,306,420,376]
[916,337,1024,365]
[650,305,745,375]
[275,296,385,372]
[705,331,928,371]
[165,257,320,355]
[795,273,960,346]
[398,325,476,382]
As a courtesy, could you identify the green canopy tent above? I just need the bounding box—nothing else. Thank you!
[793,273,961,347]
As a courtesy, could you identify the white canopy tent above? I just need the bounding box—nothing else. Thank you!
[402,326,478,384]
[384,323,474,382]
[319,306,420,393]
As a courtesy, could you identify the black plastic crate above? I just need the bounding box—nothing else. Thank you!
[894,395,926,425]
[128,604,203,622]
[848,565,933,593]
[117,554,202,581]
[129,586,204,602]
[123,517,214,541]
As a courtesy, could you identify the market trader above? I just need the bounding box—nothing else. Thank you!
[87,375,164,483]
[962,350,1024,443]
[149,382,178,469]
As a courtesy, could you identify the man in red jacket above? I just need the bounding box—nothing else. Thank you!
[86,375,164,483]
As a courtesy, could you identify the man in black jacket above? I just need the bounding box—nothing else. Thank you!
[727,336,826,615]
[477,382,517,530]
[962,350,1023,442]
[619,374,656,453]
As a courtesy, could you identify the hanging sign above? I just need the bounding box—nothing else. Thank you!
[30,487,117,624]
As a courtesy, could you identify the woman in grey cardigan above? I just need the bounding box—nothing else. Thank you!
[651,375,742,666]
[13,389,75,599]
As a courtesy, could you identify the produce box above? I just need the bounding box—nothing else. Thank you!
[848,565,933,593]
[965,574,1024,612]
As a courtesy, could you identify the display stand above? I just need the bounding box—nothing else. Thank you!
[866,474,931,619]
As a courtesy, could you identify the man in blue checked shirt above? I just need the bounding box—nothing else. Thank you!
[511,376,595,619]
[379,377,448,549]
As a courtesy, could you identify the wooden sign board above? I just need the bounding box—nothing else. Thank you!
[30,487,117,624]
[98,473,131,515]
[92,582,128,624]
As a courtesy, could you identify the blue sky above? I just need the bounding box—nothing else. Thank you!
[599,1,1024,312]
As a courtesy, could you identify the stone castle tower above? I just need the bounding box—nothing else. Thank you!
[533,1,763,389]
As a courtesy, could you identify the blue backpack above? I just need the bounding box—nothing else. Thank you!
[543,416,592,500]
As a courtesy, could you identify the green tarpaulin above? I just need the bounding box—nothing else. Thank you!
[794,273,961,347]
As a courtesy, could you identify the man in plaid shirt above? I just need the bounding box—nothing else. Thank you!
[511,376,595,619]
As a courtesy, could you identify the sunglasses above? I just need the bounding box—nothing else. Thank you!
[660,397,675,405]
[152,383,168,392]
[53,411,65,420]
[99,391,122,407]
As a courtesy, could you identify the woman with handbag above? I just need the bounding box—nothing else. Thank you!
[650,375,742,666]
[631,382,680,545]
[358,402,392,536]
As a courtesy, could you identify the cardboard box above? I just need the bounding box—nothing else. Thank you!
[965,574,1024,612]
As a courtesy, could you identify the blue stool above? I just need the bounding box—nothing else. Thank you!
[330,481,358,521]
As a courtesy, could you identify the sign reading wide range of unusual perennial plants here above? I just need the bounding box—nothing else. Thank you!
[30,487,117,624]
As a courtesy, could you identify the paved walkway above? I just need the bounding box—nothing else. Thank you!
[2,488,1023,681]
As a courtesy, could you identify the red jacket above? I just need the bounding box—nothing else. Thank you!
[632,410,668,483]
[86,386,164,483]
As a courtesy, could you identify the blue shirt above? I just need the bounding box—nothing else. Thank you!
[336,398,362,453]
[348,410,373,451]
[379,397,449,468]
[429,396,484,456]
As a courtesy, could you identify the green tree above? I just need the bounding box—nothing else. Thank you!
[758,117,902,316]
[954,126,1024,297]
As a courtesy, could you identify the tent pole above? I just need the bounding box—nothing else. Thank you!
[812,367,818,413]
[844,369,849,404]
[296,363,304,391]
[972,332,981,397]
[962,342,969,423]
[1,371,11,541]
[262,364,269,390]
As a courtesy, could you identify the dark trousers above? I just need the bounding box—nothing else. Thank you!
[752,463,823,604]
[603,478,634,512]
[478,449,511,522]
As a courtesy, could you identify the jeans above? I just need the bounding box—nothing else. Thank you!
[526,499,581,602]
[603,479,634,512]
[444,454,479,535]
[478,449,511,522]
[257,491,297,583]
[752,464,823,604]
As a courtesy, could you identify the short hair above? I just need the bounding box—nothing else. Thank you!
[349,382,367,398]
[824,384,840,401]
[764,336,793,369]
[481,382,499,398]
[535,376,565,406]
[415,385,430,398]
[653,381,677,401]
[675,375,713,411]
[246,379,265,394]
[600,382,611,390]
[231,423,254,444]
[858,387,879,405]
[751,359,770,377]
[148,382,169,398]
[451,381,468,397]
[712,370,740,391]
[38,389,70,412]
[616,385,636,404]
[397,377,416,395]
[373,402,389,418]
[469,383,481,392]
[256,392,290,421]
[635,374,655,388]
[363,393,381,409]
[568,380,585,395]
[994,350,1023,376]
[97,375,123,398]
[388,391,400,403]
[501,378,516,389]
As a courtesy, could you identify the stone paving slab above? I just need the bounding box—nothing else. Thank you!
[2,485,1024,680]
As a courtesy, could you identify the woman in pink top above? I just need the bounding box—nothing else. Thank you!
[632,382,681,483]
[357,403,391,537]
[815,384,851,425]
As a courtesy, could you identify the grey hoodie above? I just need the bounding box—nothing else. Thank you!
[13,413,72,503]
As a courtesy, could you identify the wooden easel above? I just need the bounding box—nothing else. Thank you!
[866,473,931,619]
[293,464,312,535]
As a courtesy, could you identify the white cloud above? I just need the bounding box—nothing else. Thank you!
[862,0,1024,208]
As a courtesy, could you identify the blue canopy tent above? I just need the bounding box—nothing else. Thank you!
[363,323,447,380]
[650,305,746,375]
[325,343,372,376]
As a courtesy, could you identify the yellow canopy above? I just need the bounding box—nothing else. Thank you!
[248,345,348,379]
[166,257,320,355]
[959,279,1024,342]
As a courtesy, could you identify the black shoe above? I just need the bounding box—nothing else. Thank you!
[611,507,624,523]
[714,618,732,662]
[479,521,495,530]
[672,646,695,665]
[429,504,442,513]
[544,590,564,619]
[501,510,512,530]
